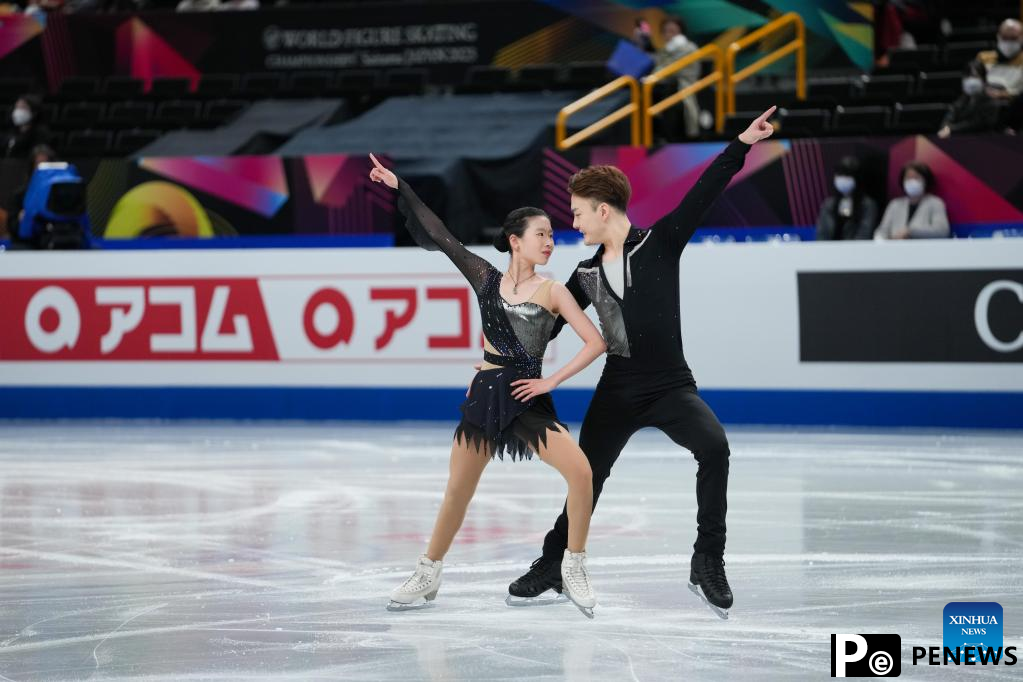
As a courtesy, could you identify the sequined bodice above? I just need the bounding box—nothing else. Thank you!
[500,298,556,358]
[478,268,553,376]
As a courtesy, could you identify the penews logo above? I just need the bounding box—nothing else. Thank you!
[831,634,901,677]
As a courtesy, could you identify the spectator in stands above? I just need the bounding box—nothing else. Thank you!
[816,156,878,241]
[976,19,1023,100]
[653,16,700,139]
[874,0,943,67]
[875,161,950,239]
[4,95,49,159]
[938,61,1000,138]
[632,18,654,54]
[975,19,1023,133]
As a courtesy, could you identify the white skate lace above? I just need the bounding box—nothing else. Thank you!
[397,563,434,594]
[564,555,592,596]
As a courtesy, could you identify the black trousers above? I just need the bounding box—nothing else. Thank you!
[541,367,730,559]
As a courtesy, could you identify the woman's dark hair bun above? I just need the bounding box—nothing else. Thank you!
[492,230,511,252]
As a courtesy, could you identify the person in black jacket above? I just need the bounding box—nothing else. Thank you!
[506,107,777,619]
[938,61,1002,138]
[816,156,879,240]
[4,95,50,159]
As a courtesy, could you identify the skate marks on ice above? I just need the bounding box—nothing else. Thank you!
[0,423,1020,680]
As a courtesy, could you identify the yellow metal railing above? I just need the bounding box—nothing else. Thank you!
[725,12,806,114]
[555,75,641,150]
[641,43,725,145]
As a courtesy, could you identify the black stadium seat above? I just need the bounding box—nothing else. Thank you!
[832,105,891,135]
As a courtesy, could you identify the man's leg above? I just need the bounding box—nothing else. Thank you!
[645,388,729,555]
[540,385,639,560]
[645,387,733,615]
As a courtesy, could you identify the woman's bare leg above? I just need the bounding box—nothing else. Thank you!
[535,428,593,553]
[424,437,490,561]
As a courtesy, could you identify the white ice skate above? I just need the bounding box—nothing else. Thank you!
[387,555,442,611]
[561,549,596,619]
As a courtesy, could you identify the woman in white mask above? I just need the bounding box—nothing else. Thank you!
[5,95,49,159]
[874,161,950,240]
[976,19,1023,101]
[816,155,878,240]
[938,61,1000,138]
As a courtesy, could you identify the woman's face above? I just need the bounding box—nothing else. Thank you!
[661,21,681,42]
[12,99,33,126]
[510,215,554,266]
[904,169,924,184]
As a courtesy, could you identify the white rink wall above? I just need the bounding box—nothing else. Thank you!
[1,239,1020,427]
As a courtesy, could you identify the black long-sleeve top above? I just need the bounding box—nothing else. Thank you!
[553,138,751,376]
[395,178,548,378]
[942,93,1000,134]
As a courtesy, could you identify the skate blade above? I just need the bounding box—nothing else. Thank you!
[504,592,569,607]
[386,598,435,612]
[688,582,729,620]
[566,595,596,619]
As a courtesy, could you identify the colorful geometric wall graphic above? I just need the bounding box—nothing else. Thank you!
[303,155,373,209]
[586,140,790,228]
[105,181,215,239]
[139,156,288,218]
[115,17,201,89]
[0,14,44,61]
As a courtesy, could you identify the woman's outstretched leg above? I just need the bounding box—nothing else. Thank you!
[425,437,491,560]
[390,436,489,609]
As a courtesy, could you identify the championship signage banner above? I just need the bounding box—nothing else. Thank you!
[56,3,592,87]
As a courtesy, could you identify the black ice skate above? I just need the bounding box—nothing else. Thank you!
[688,552,733,620]
[505,556,568,607]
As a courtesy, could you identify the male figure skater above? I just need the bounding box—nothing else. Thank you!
[507,107,776,619]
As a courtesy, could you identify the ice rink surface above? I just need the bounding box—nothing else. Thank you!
[0,422,1020,681]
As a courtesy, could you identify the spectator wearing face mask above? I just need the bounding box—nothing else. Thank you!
[938,61,1001,138]
[816,156,878,241]
[976,19,1023,100]
[874,161,949,240]
[5,95,50,159]
[652,16,701,140]
[874,0,943,67]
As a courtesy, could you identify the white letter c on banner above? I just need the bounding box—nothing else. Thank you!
[974,280,1023,353]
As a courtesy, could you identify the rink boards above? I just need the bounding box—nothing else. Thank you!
[1,238,1020,427]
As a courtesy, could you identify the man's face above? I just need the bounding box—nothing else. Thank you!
[570,195,607,246]
[997,20,1022,52]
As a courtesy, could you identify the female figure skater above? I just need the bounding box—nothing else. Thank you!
[368,154,606,617]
